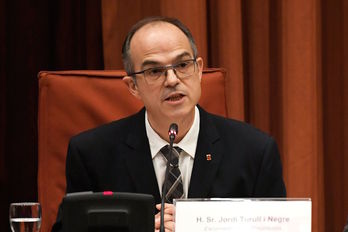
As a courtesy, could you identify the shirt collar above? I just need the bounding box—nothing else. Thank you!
[145,106,200,159]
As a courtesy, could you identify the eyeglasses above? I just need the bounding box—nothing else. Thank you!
[129,58,197,84]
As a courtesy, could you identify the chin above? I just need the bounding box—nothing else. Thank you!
[164,106,194,122]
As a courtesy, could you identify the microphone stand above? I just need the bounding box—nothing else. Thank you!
[160,124,177,232]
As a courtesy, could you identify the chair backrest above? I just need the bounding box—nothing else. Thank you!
[37,68,228,231]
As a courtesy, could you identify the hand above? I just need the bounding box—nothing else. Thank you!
[154,203,175,232]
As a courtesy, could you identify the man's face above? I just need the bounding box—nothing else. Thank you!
[124,22,203,129]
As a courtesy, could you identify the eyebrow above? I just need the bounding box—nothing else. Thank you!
[140,52,193,70]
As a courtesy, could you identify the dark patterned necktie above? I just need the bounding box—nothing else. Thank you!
[160,145,184,203]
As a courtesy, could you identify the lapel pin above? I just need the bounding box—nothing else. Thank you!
[206,154,212,161]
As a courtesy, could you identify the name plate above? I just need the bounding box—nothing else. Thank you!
[174,198,311,232]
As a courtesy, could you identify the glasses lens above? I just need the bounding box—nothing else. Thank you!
[144,67,166,82]
[174,60,195,78]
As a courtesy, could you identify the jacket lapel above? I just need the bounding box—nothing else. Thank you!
[188,107,222,198]
[123,109,162,203]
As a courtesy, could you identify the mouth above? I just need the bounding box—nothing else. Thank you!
[165,93,185,102]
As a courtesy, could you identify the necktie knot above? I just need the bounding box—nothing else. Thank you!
[160,145,181,167]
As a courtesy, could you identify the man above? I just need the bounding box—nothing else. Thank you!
[53,16,286,231]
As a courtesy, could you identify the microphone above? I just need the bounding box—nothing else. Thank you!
[160,123,178,232]
[168,123,178,146]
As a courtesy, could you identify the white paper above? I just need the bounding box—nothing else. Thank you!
[174,198,311,232]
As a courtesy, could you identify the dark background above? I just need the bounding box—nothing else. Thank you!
[0,1,103,231]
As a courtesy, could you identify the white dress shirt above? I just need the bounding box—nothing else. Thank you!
[145,106,200,198]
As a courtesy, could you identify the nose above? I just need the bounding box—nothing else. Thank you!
[164,68,180,86]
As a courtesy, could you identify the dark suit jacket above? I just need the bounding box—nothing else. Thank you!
[52,106,286,231]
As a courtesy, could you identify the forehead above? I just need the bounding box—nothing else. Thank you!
[129,22,193,65]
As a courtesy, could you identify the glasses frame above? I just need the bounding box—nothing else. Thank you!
[129,58,197,84]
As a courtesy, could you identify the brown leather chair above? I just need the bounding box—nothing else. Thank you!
[37,68,228,231]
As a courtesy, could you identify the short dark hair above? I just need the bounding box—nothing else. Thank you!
[122,16,198,76]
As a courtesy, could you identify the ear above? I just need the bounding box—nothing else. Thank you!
[122,76,141,99]
[196,57,204,81]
